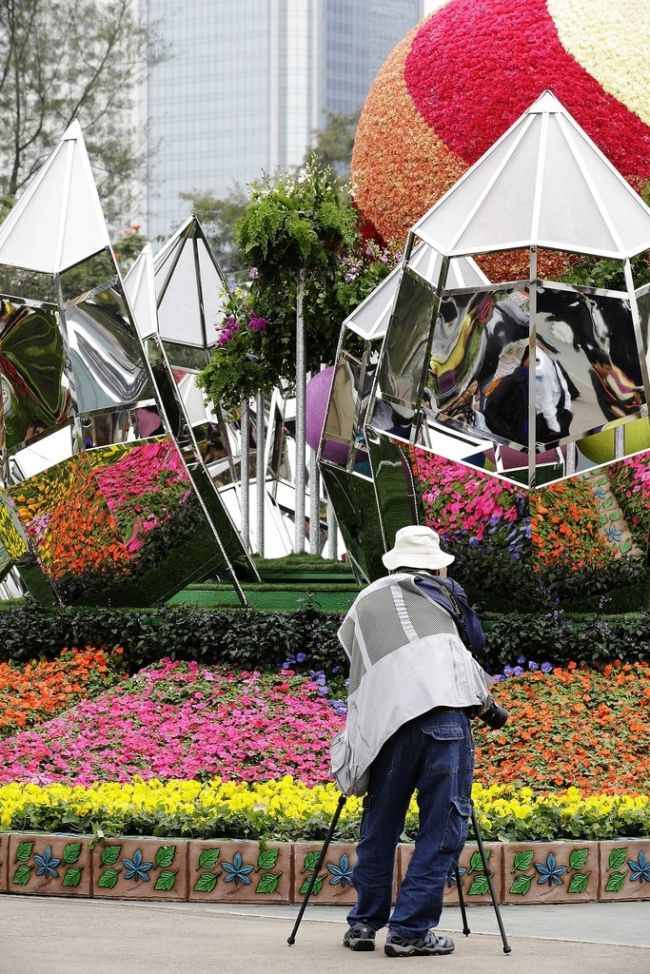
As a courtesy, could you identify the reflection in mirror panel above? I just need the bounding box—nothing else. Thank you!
[431,286,530,448]
[60,251,116,304]
[536,285,645,442]
[366,432,421,553]
[320,463,385,584]
[637,291,649,374]
[7,436,244,605]
[64,287,152,413]
[162,342,211,370]
[0,302,73,451]
[377,272,436,409]
[322,355,360,467]
[80,408,140,448]
[185,462,258,583]
[0,267,58,304]
[11,426,74,481]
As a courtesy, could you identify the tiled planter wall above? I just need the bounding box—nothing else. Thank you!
[0,834,648,904]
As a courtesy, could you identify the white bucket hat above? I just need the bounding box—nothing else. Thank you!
[382,525,455,572]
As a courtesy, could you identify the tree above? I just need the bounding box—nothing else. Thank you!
[198,157,399,409]
[307,109,359,175]
[0,0,164,228]
[177,186,248,279]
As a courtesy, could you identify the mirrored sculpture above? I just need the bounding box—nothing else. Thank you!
[125,235,259,583]
[0,122,253,605]
[320,92,649,593]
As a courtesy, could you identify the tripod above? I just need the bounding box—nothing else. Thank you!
[288,795,511,953]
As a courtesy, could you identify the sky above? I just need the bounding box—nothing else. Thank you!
[423,0,449,13]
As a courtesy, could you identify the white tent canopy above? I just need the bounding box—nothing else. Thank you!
[412,91,650,261]
[152,216,228,348]
[343,243,489,341]
[0,120,111,274]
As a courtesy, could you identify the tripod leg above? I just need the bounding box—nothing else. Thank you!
[471,809,512,954]
[287,793,348,946]
[454,865,471,936]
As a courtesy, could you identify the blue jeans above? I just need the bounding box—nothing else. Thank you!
[347,707,474,939]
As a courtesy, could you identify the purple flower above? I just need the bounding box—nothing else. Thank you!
[248,267,259,280]
[541,662,553,673]
[528,661,539,672]
[295,653,306,663]
[513,666,524,677]
[248,315,267,332]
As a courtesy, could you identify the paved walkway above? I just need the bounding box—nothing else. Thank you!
[1,895,649,974]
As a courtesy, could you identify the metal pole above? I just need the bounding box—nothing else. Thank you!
[309,413,320,554]
[471,810,512,954]
[256,390,265,557]
[288,794,347,945]
[240,399,250,553]
[455,865,471,936]
[326,493,338,561]
[295,268,306,553]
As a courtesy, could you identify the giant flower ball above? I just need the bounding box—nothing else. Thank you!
[351,0,650,266]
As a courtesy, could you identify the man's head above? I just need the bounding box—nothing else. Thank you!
[382,525,455,574]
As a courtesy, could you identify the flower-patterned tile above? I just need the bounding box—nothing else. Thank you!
[599,840,650,901]
[397,842,503,905]
[92,837,188,900]
[503,841,598,904]
[0,832,8,891]
[7,833,91,896]
[292,842,357,904]
[189,840,291,903]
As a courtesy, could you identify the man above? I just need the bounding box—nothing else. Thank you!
[332,525,493,958]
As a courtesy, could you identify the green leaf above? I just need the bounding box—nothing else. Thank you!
[98,869,120,889]
[12,865,32,886]
[567,872,591,894]
[198,849,220,870]
[155,846,176,868]
[257,848,279,870]
[468,876,490,896]
[509,875,532,896]
[100,845,122,866]
[568,849,589,871]
[605,872,627,893]
[256,873,280,894]
[513,851,534,872]
[63,843,82,864]
[299,874,325,896]
[62,867,82,888]
[303,851,321,872]
[154,870,177,892]
[608,849,627,871]
[15,841,34,862]
[194,872,218,893]
[469,850,490,873]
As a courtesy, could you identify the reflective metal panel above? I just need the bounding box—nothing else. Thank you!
[64,285,152,414]
[320,464,385,583]
[376,272,437,409]
[536,285,645,442]
[60,251,116,304]
[0,302,72,450]
[366,431,421,554]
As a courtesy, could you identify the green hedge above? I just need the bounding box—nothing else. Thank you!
[0,603,647,675]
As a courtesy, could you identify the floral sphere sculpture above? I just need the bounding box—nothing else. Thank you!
[351,0,650,254]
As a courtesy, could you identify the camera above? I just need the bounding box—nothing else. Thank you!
[478,695,509,730]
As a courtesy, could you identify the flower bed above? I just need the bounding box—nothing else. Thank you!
[0,777,648,843]
[0,661,342,788]
[0,657,648,799]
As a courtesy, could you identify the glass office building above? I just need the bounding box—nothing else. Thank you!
[145,0,423,240]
